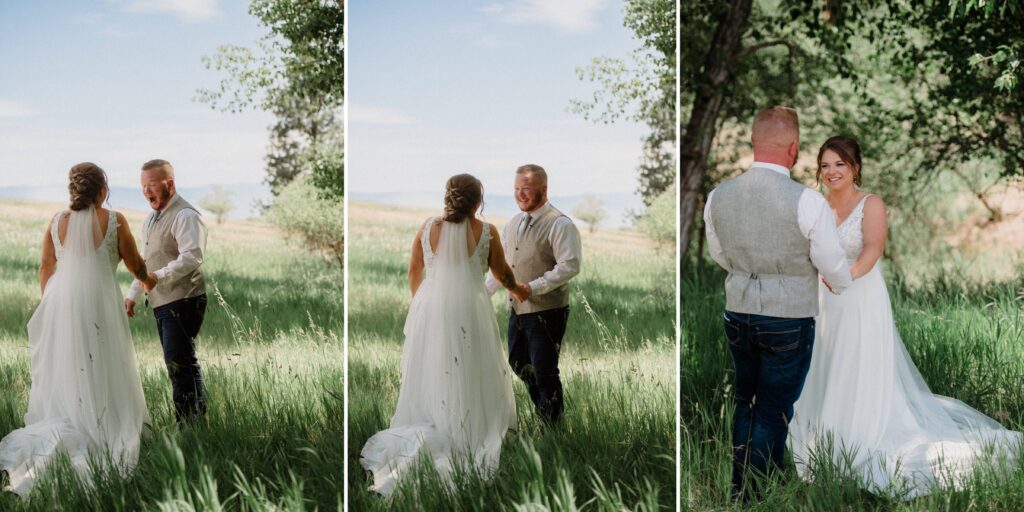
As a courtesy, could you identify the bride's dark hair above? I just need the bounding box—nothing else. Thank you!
[443,174,484,223]
[816,136,864,187]
[68,162,108,211]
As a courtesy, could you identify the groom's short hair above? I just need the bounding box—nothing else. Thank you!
[141,159,174,178]
[516,164,547,185]
[752,106,799,148]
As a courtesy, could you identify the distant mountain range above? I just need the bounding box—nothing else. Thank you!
[349,191,646,229]
[0,185,648,229]
[0,184,272,219]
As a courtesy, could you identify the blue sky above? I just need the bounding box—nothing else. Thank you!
[0,0,274,191]
[348,0,650,204]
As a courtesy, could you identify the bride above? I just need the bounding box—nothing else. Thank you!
[791,136,1021,498]
[0,163,150,497]
[360,173,523,496]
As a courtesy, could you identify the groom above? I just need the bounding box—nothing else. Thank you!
[124,159,209,424]
[704,107,852,499]
[486,164,582,427]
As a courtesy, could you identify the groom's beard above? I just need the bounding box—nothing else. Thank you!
[147,187,171,210]
[517,192,545,212]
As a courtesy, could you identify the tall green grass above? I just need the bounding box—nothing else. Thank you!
[681,259,1024,510]
[346,202,676,510]
[0,199,342,510]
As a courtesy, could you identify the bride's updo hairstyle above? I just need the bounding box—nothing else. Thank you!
[816,136,864,187]
[68,162,109,211]
[443,174,484,223]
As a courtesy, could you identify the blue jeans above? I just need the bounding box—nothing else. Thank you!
[725,311,815,497]
[154,294,208,424]
[508,306,568,426]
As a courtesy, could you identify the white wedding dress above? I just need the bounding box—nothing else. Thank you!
[359,218,516,496]
[0,208,149,497]
[791,195,1021,498]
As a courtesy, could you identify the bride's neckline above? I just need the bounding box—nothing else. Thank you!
[830,193,871,228]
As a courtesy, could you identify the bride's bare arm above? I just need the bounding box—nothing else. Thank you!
[487,225,518,291]
[116,212,149,282]
[851,195,888,280]
[408,219,429,296]
[38,218,57,295]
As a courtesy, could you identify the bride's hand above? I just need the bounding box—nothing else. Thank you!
[510,283,531,302]
[821,277,836,294]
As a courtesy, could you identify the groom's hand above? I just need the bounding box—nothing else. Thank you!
[142,273,159,293]
[511,283,531,302]
[124,298,136,318]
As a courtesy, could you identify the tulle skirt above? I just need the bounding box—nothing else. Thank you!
[0,264,149,497]
[359,276,516,496]
[791,263,1021,498]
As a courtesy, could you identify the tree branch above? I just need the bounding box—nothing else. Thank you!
[736,38,801,61]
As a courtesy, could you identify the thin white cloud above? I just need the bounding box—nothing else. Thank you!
[123,0,220,22]
[349,105,417,126]
[449,22,524,49]
[482,0,609,34]
[99,25,144,38]
[0,100,37,118]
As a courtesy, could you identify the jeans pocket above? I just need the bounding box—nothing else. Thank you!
[724,319,742,347]
[757,327,802,353]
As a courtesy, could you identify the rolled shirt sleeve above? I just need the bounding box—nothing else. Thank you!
[152,208,207,287]
[526,216,582,296]
[799,190,853,294]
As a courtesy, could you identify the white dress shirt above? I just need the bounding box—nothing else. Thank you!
[126,194,208,302]
[703,162,852,294]
[485,202,583,296]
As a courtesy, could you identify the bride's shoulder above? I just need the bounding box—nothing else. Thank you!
[860,193,887,218]
[416,215,437,235]
[861,192,885,207]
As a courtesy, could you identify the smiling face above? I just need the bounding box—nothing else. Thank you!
[514,172,547,213]
[141,169,175,210]
[819,149,857,192]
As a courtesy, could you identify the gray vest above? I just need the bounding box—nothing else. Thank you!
[502,205,572,314]
[144,195,206,308]
[709,168,818,318]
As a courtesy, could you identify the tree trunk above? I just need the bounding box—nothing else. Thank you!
[679,0,753,272]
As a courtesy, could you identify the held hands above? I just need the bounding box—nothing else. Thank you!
[821,277,836,295]
[141,273,159,293]
[510,283,531,303]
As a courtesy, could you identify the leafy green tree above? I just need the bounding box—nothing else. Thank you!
[572,195,607,233]
[268,176,344,267]
[198,185,235,225]
[639,183,675,251]
[679,0,1024,274]
[197,0,344,199]
[572,0,676,203]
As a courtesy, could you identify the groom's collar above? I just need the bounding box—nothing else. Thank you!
[162,193,181,212]
[750,161,791,177]
[522,201,551,217]
[153,193,180,218]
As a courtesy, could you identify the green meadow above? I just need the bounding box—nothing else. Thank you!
[0,199,342,510]
[346,201,676,510]
[681,262,1024,511]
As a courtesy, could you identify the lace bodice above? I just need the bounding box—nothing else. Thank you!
[421,217,491,275]
[835,195,871,263]
[51,209,120,272]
